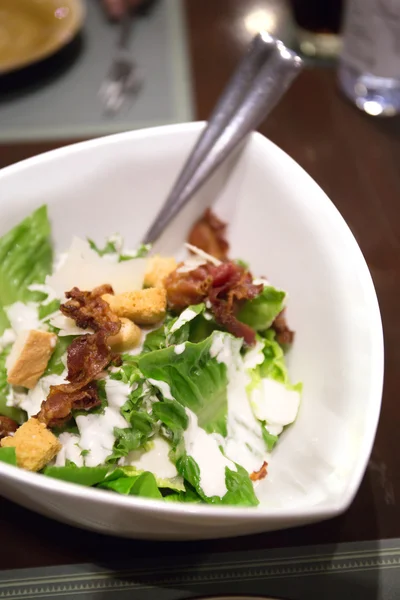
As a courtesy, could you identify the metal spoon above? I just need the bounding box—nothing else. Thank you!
[141,33,303,245]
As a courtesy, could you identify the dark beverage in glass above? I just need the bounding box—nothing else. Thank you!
[289,0,344,57]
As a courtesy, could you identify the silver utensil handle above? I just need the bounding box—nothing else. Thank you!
[165,33,276,207]
[141,36,302,245]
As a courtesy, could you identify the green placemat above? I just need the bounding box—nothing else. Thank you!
[0,0,193,141]
[0,539,398,599]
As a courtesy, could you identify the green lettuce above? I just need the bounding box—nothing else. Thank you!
[176,454,258,506]
[0,348,24,422]
[107,465,184,492]
[138,333,228,436]
[99,471,163,499]
[0,205,53,334]
[44,335,74,376]
[88,237,150,261]
[238,285,285,332]
[142,304,206,353]
[43,465,111,486]
[0,447,17,465]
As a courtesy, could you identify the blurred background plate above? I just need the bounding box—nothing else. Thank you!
[0,0,85,75]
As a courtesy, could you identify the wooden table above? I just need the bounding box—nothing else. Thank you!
[0,0,399,570]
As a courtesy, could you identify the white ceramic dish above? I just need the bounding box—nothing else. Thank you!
[0,123,383,540]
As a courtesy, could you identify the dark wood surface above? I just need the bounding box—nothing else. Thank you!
[0,0,399,570]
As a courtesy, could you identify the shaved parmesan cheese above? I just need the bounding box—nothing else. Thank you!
[49,312,92,336]
[46,238,147,298]
[184,243,222,266]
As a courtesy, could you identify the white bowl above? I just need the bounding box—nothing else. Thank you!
[0,123,383,540]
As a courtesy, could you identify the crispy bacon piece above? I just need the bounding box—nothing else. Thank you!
[60,285,120,335]
[188,209,229,261]
[250,461,268,482]
[272,309,295,346]
[165,262,262,345]
[41,382,101,429]
[0,416,18,440]
[37,286,121,428]
[164,265,212,311]
[208,262,262,346]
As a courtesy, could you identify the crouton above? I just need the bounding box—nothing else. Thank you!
[103,288,167,325]
[6,330,57,389]
[144,256,177,288]
[1,418,61,472]
[108,318,142,352]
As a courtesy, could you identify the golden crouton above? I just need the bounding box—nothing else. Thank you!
[1,418,61,472]
[108,318,142,352]
[7,330,57,389]
[103,288,167,325]
[144,256,177,288]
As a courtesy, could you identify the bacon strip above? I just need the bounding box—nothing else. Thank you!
[272,309,295,345]
[37,286,121,428]
[0,416,18,440]
[250,461,268,482]
[165,262,262,345]
[188,209,229,261]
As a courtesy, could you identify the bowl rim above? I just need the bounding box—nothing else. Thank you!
[0,122,384,520]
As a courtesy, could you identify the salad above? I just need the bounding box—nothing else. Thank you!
[0,206,301,506]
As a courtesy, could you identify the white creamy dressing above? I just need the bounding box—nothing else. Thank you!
[251,378,300,435]
[49,312,92,336]
[7,372,67,418]
[0,328,16,351]
[120,436,178,479]
[210,332,267,473]
[76,407,128,468]
[174,343,186,355]
[5,302,41,333]
[72,378,131,467]
[105,378,132,409]
[243,340,265,370]
[55,433,84,467]
[46,237,147,298]
[147,379,174,400]
[184,408,236,498]
[169,308,198,333]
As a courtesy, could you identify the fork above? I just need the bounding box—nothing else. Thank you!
[141,33,303,245]
[99,12,142,114]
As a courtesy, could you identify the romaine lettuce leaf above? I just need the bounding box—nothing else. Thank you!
[113,465,185,492]
[44,336,73,376]
[0,446,17,465]
[0,347,24,422]
[0,206,53,334]
[138,333,228,436]
[142,304,206,353]
[43,465,111,486]
[152,398,188,445]
[164,487,202,503]
[176,454,258,506]
[238,285,285,332]
[99,471,163,499]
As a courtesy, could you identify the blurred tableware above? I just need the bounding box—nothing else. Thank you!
[0,0,85,75]
[99,11,143,114]
[289,0,343,58]
[338,0,400,117]
[142,33,303,245]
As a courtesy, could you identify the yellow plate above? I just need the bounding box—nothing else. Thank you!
[0,0,85,75]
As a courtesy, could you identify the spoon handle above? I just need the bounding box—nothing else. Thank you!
[142,35,302,245]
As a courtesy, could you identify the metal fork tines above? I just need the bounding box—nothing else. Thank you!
[99,13,142,114]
